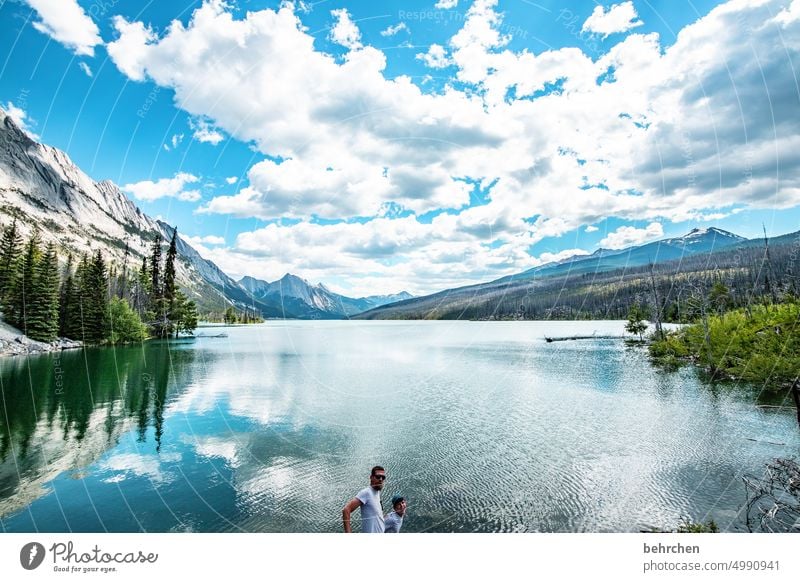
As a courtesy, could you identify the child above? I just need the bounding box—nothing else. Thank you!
[384,495,406,533]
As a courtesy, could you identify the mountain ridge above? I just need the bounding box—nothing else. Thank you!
[239,273,413,318]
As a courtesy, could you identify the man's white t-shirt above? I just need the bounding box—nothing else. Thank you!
[355,487,384,533]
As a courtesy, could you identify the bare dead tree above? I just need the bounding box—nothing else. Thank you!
[648,262,664,340]
[742,458,800,532]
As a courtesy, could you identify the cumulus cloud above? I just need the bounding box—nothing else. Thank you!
[183,234,226,246]
[380,22,408,37]
[329,8,362,49]
[190,118,224,145]
[226,176,238,184]
[106,0,800,291]
[26,0,102,56]
[122,173,201,202]
[416,44,452,68]
[599,222,664,249]
[435,0,459,8]
[78,62,92,77]
[582,1,643,38]
[585,225,599,233]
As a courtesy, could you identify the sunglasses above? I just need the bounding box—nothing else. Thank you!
[372,474,387,481]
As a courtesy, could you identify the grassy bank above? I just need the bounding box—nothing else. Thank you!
[649,302,800,392]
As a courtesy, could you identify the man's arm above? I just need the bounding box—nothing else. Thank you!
[342,498,363,533]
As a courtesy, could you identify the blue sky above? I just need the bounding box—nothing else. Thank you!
[1,0,799,296]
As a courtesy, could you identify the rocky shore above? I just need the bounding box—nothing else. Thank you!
[0,321,82,357]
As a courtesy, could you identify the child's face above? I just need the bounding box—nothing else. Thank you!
[394,500,407,516]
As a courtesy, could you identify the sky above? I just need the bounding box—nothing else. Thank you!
[0,0,798,297]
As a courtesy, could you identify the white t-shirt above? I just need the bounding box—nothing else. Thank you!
[355,487,384,533]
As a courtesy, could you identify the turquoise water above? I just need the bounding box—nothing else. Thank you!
[0,320,797,532]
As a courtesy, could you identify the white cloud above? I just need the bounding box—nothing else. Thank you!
[599,222,663,249]
[183,234,226,246]
[26,0,102,56]
[2,102,38,138]
[122,173,201,202]
[163,133,184,151]
[78,62,92,77]
[380,22,408,37]
[435,0,459,8]
[106,16,156,81]
[190,118,224,145]
[226,176,238,184]
[106,0,800,291]
[416,44,452,68]
[329,8,362,50]
[582,2,644,38]
[585,225,599,233]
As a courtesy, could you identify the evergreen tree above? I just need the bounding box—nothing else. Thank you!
[224,306,237,324]
[26,242,59,342]
[71,254,90,340]
[163,229,177,304]
[625,304,649,341]
[9,232,42,332]
[171,291,198,337]
[0,219,21,305]
[119,242,130,300]
[80,250,109,344]
[154,228,179,338]
[59,254,79,338]
[133,256,151,318]
[150,234,162,300]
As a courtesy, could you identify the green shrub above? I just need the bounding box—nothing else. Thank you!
[108,297,149,344]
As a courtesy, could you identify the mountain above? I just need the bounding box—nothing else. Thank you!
[0,106,282,315]
[239,274,413,318]
[357,227,786,320]
[495,227,746,284]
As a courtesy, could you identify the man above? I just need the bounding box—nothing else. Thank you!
[384,495,406,533]
[342,466,386,533]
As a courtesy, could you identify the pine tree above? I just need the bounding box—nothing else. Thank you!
[9,232,42,332]
[171,291,198,337]
[0,219,21,305]
[133,256,150,318]
[150,234,162,301]
[80,250,109,344]
[72,254,90,340]
[59,254,78,338]
[27,242,59,342]
[119,241,130,300]
[163,229,177,304]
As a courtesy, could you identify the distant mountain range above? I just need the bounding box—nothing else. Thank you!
[495,227,747,284]
[358,226,798,320]
[239,273,412,319]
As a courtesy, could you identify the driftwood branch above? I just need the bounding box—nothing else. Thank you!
[742,458,800,532]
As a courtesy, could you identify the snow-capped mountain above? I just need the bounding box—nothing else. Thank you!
[661,227,746,253]
[0,106,272,314]
[240,274,413,318]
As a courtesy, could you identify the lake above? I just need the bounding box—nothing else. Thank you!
[0,320,797,532]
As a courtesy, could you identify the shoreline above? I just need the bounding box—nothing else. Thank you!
[0,335,83,358]
[0,320,83,358]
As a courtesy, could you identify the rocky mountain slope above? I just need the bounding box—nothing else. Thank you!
[0,107,279,315]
